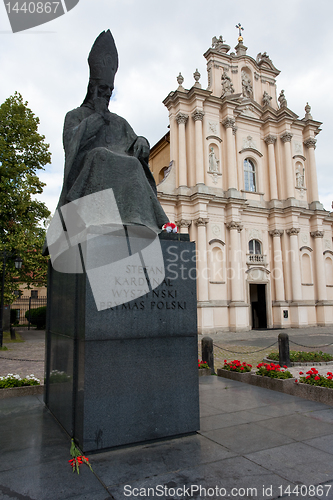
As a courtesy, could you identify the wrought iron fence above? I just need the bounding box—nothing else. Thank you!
[10,297,47,327]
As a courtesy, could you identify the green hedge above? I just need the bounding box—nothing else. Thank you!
[25,306,46,329]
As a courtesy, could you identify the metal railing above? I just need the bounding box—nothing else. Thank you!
[10,297,47,326]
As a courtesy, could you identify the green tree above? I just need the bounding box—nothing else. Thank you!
[0,92,51,303]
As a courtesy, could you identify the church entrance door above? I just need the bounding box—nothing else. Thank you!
[250,284,267,329]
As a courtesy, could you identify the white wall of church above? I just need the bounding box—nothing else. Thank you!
[152,34,333,333]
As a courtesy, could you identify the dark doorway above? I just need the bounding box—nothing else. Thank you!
[250,284,267,329]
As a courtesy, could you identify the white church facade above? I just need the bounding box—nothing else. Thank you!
[149,34,333,333]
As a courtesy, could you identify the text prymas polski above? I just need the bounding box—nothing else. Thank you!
[123,484,332,497]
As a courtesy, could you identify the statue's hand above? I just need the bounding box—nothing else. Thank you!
[93,97,110,123]
[133,137,150,160]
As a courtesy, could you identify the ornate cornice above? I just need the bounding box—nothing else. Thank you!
[280,131,293,143]
[264,134,277,145]
[286,227,300,236]
[192,109,205,122]
[175,219,191,229]
[176,113,189,125]
[269,229,283,237]
[226,221,243,232]
[310,230,324,238]
[222,117,235,129]
[194,217,209,227]
[304,138,317,149]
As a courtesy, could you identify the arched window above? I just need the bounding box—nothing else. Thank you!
[249,239,261,255]
[244,158,256,192]
[159,166,171,183]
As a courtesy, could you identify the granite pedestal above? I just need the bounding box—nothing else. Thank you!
[45,233,199,452]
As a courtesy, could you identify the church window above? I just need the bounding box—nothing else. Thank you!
[249,239,261,255]
[159,166,171,183]
[244,158,256,192]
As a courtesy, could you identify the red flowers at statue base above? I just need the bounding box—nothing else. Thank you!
[163,222,178,233]
[69,439,93,475]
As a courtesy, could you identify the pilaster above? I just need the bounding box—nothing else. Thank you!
[222,117,237,190]
[280,131,294,199]
[176,113,189,187]
[192,109,205,185]
[304,138,319,203]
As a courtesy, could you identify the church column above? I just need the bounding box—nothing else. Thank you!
[176,113,189,187]
[264,135,278,200]
[195,218,209,302]
[304,138,319,202]
[269,229,285,300]
[310,230,326,301]
[192,110,205,185]
[222,117,237,190]
[175,219,191,235]
[286,227,302,301]
[280,131,294,199]
[226,221,243,301]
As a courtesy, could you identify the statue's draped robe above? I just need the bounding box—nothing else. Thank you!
[57,105,168,233]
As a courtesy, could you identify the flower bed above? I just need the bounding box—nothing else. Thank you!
[198,359,211,376]
[0,373,43,399]
[256,362,293,379]
[266,350,333,365]
[217,361,333,405]
[0,373,40,389]
[222,359,252,373]
[297,368,333,388]
[217,359,252,382]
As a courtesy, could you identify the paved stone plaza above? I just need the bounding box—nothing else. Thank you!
[0,327,333,498]
[0,375,333,499]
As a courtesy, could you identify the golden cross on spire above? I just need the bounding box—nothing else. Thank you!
[236,23,244,42]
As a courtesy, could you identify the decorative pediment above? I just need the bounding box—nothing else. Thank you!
[234,100,262,120]
[256,52,280,76]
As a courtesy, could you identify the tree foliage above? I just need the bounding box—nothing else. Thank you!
[0,92,51,303]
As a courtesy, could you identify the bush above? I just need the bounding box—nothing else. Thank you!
[267,350,333,363]
[25,306,46,329]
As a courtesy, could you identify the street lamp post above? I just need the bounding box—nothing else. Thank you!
[0,252,23,348]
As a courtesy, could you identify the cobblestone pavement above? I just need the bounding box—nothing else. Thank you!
[0,329,45,383]
[198,326,333,378]
[1,326,333,384]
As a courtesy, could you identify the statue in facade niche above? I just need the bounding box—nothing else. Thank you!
[241,70,253,98]
[209,147,219,173]
[296,166,305,188]
[56,30,168,234]
[221,69,234,96]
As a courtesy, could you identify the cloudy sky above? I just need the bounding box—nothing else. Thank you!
[1,0,332,215]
